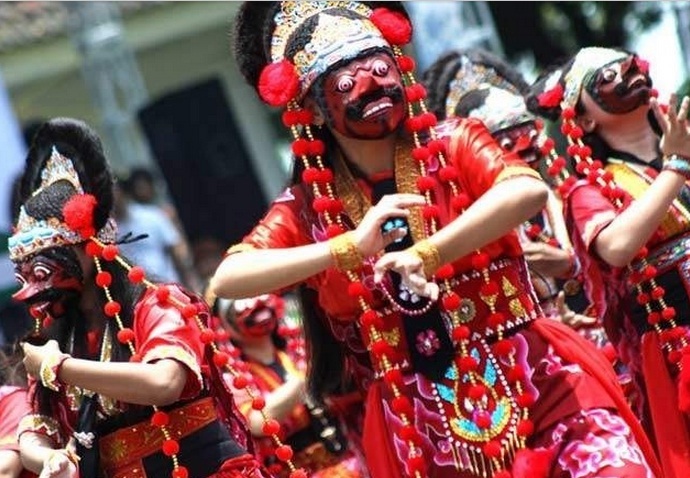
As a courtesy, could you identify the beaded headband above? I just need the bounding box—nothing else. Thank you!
[9,147,117,261]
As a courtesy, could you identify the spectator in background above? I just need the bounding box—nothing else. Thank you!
[113,181,201,291]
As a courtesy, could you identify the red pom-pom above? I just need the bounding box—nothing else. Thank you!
[475,411,492,429]
[302,167,320,184]
[96,271,112,288]
[442,292,460,311]
[312,196,331,214]
[468,384,487,400]
[508,364,526,383]
[117,328,135,344]
[494,471,511,478]
[63,194,97,239]
[488,312,506,328]
[172,467,189,478]
[370,8,412,45]
[289,470,308,478]
[347,282,367,298]
[482,440,502,458]
[561,107,576,120]
[282,110,301,127]
[292,138,310,157]
[181,304,197,320]
[252,396,266,410]
[371,339,391,358]
[422,205,440,220]
[494,339,514,357]
[263,419,281,436]
[537,83,564,108]
[451,193,471,211]
[516,392,536,408]
[405,455,426,475]
[457,356,478,372]
[233,375,249,389]
[162,439,180,456]
[404,116,424,133]
[511,448,553,478]
[317,168,334,184]
[326,224,345,238]
[359,310,383,329]
[391,396,413,416]
[420,112,438,128]
[517,418,534,437]
[397,55,415,73]
[102,244,119,261]
[213,351,229,367]
[416,175,436,193]
[384,368,404,387]
[128,266,145,284]
[42,316,53,328]
[151,411,170,427]
[452,326,470,342]
[307,139,325,156]
[104,300,121,317]
[156,287,170,303]
[258,60,299,107]
[412,146,430,163]
[435,263,454,280]
[399,424,421,444]
[427,139,446,155]
[199,328,216,344]
[480,280,500,297]
[439,166,458,183]
[662,306,677,320]
[471,252,490,270]
[85,241,102,257]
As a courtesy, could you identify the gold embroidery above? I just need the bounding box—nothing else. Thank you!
[493,166,542,185]
[509,298,527,318]
[479,293,498,310]
[501,276,518,298]
[17,414,61,444]
[381,328,401,347]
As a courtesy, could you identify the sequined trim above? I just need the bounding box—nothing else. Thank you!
[17,414,61,445]
[142,345,203,393]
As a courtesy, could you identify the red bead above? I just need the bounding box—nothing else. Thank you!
[483,440,502,458]
[298,110,314,124]
[580,146,593,158]
[399,424,420,443]
[575,161,589,174]
[301,167,320,184]
[567,144,581,157]
[405,116,424,133]
[416,175,436,192]
[384,369,404,387]
[452,326,471,342]
[493,339,514,357]
[128,266,145,283]
[102,244,119,261]
[540,137,555,152]
[458,356,478,372]
[488,312,506,328]
[85,241,102,257]
[282,110,300,127]
[662,307,677,320]
[427,139,446,156]
[95,271,112,288]
[569,126,584,139]
[252,396,266,410]
[233,375,249,389]
[263,418,281,435]
[213,351,229,367]
[312,196,330,214]
[472,252,490,270]
[651,286,665,300]
[647,312,661,325]
[561,108,576,120]
[155,287,170,303]
[307,139,325,156]
[636,293,650,305]
[199,329,216,344]
[468,384,487,400]
[442,292,461,311]
[516,392,536,408]
[371,339,391,358]
[405,455,426,475]
[391,396,413,416]
[560,122,573,135]
[435,263,454,280]
[291,138,309,156]
[104,301,121,317]
[181,304,197,320]
[117,328,135,344]
[151,411,170,427]
[327,198,343,215]
[172,467,189,478]
[412,146,430,163]
[438,166,458,182]
[508,364,525,383]
[669,349,683,364]
[643,265,657,280]
[162,439,180,456]
[635,247,649,260]
[553,156,567,168]
[326,224,344,238]
[451,193,471,211]
[405,85,422,102]
[420,112,437,128]
[475,411,492,429]
[397,55,415,72]
[317,168,334,184]
[591,159,603,170]
[359,310,383,329]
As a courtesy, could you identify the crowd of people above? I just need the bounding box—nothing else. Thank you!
[1,1,689,478]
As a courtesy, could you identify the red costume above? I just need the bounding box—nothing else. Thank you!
[231,118,659,478]
[0,386,36,478]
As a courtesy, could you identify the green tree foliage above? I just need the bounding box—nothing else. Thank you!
[489,1,662,66]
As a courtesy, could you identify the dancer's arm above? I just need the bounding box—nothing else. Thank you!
[593,95,690,267]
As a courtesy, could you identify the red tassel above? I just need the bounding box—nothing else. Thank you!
[62,193,97,239]
[258,60,299,107]
[511,447,553,478]
[370,8,412,46]
[678,347,690,412]
[537,83,564,109]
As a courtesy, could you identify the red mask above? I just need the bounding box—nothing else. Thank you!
[232,294,283,339]
[13,250,83,319]
[585,54,652,114]
[493,122,541,168]
[320,52,406,140]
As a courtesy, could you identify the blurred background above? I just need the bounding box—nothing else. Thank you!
[1,1,689,344]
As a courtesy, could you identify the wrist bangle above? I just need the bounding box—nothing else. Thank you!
[408,239,441,278]
[39,352,71,392]
[329,231,364,271]
[662,154,690,180]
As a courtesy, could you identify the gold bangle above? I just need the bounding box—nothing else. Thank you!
[39,352,71,392]
[329,231,364,271]
[409,239,441,278]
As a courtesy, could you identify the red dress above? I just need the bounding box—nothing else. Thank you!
[18,286,263,478]
[566,154,690,477]
[231,119,660,478]
[0,386,37,478]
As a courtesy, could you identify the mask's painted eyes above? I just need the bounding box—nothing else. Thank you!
[499,137,514,151]
[336,76,355,93]
[32,263,53,281]
[372,59,390,77]
[601,68,617,83]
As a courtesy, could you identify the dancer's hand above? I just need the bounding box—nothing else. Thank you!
[374,250,440,300]
[556,291,597,328]
[651,93,690,159]
[39,449,78,478]
[21,340,63,377]
[353,194,426,257]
